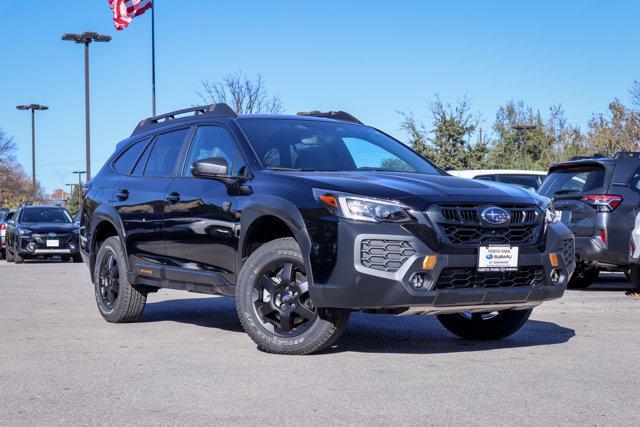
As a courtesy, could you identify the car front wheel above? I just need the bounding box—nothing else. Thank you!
[437,309,532,340]
[93,236,146,323]
[236,237,349,355]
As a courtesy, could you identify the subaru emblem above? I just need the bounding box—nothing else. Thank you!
[48,232,57,237]
[480,207,510,225]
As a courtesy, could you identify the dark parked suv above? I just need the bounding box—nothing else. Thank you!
[81,104,574,354]
[539,152,640,288]
[5,205,81,263]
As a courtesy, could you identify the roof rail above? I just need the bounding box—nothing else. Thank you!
[296,110,363,124]
[131,103,237,136]
[614,151,640,159]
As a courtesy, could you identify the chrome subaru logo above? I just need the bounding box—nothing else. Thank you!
[48,232,57,237]
[481,207,510,225]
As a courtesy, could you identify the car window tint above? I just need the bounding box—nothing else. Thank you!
[498,175,543,191]
[183,126,238,176]
[132,139,153,176]
[539,166,605,196]
[143,129,189,177]
[113,138,149,174]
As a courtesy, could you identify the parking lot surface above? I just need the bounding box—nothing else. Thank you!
[1,260,639,425]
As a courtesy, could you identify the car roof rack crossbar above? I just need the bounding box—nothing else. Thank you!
[614,151,640,159]
[296,110,363,124]
[131,103,237,135]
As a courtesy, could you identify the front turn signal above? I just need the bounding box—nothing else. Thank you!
[423,255,437,270]
[549,252,560,267]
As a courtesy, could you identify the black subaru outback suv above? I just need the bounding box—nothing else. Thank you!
[540,152,640,289]
[81,104,574,354]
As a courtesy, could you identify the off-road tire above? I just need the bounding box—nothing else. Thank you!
[236,237,350,355]
[61,255,70,262]
[93,236,146,323]
[13,245,24,264]
[73,254,83,263]
[567,267,599,289]
[437,309,533,340]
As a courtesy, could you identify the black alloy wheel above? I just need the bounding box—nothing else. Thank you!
[98,251,120,311]
[252,260,317,336]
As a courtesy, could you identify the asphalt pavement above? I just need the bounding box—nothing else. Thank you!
[1,259,639,425]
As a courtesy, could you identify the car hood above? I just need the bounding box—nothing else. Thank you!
[19,223,78,233]
[272,171,547,209]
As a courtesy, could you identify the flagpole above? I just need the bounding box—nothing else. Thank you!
[151,2,156,116]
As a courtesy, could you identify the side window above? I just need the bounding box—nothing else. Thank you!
[143,128,189,177]
[113,138,149,174]
[475,175,495,181]
[132,139,153,176]
[183,126,242,176]
[630,168,640,191]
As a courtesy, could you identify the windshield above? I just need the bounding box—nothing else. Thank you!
[239,119,441,174]
[19,208,73,224]
[539,165,605,196]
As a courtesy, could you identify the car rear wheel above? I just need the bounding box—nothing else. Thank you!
[236,237,349,355]
[437,309,532,340]
[567,267,599,289]
[93,236,146,323]
[61,255,70,262]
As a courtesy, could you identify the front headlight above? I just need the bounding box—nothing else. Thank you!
[314,189,411,223]
[545,205,559,224]
[19,229,33,236]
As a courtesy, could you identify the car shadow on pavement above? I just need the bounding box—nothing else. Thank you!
[581,273,635,292]
[139,297,575,354]
[140,297,244,333]
[327,313,575,355]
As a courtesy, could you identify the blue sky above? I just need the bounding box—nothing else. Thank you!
[1,0,639,192]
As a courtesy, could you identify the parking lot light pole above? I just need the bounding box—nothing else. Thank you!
[72,170,86,186]
[16,104,49,200]
[61,32,111,181]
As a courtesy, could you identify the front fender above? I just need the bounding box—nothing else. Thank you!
[85,204,129,279]
[238,195,313,283]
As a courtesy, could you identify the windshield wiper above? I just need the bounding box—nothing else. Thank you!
[268,167,319,172]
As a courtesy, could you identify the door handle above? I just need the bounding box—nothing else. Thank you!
[116,189,129,201]
[166,192,181,204]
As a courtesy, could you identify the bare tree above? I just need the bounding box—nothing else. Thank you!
[0,127,44,208]
[630,80,640,110]
[197,71,284,114]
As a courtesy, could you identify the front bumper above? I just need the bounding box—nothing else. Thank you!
[16,234,80,256]
[308,220,574,310]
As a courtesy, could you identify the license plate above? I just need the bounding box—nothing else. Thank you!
[478,245,519,271]
[46,240,59,247]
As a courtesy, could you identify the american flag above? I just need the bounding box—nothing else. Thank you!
[108,0,153,31]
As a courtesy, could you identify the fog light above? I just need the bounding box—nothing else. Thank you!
[549,252,559,267]
[550,269,561,284]
[27,243,36,252]
[69,243,76,251]
[411,273,424,289]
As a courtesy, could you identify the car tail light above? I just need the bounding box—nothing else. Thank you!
[580,194,623,211]
[0,223,5,231]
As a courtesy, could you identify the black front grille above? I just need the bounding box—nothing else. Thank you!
[435,267,545,289]
[360,239,417,272]
[32,233,74,248]
[432,204,543,247]
[442,224,539,245]
[561,238,575,267]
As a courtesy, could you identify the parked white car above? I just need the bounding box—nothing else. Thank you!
[447,169,547,191]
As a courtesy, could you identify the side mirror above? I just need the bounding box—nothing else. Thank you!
[191,157,229,178]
